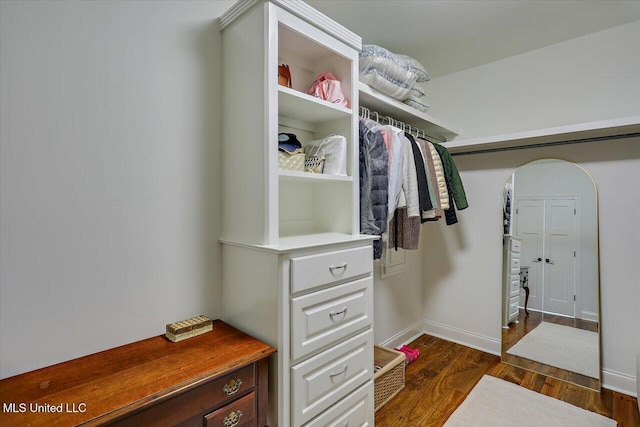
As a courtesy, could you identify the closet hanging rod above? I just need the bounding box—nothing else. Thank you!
[450,131,640,156]
[359,106,447,143]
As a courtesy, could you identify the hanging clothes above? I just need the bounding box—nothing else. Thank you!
[433,143,469,225]
[405,134,433,217]
[358,112,470,257]
[413,138,439,222]
[388,207,421,250]
[426,141,450,211]
[359,119,389,259]
[396,135,420,218]
[388,134,422,250]
[418,137,443,221]
[380,125,405,219]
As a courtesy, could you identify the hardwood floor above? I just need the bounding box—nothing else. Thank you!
[501,309,600,390]
[375,334,639,426]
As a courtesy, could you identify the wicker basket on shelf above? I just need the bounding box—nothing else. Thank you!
[373,344,406,411]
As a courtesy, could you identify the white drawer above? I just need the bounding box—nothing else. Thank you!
[509,275,520,297]
[291,246,373,294]
[304,381,374,427]
[509,295,520,319]
[291,329,373,427]
[510,254,521,274]
[510,238,521,253]
[291,277,373,361]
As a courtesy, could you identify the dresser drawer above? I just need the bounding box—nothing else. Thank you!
[510,238,521,253]
[304,381,374,427]
[510,254,521,274]
[291,329,373,427]
[509,275,520,297]
[291,276,373,361]
[111,364,256,426]
[291,246,373,294]
[509,295,520,319]
[204,391,256,427]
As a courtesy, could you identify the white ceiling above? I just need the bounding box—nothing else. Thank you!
[305,0,640,78]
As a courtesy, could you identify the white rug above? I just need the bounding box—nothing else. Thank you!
[506,321,599,378]
[444,375,616,427]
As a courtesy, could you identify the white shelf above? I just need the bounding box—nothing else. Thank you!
[221,232,377,253]
[445,116,640,154]
[279,86,352,123]
[279,169,352,182]
[358,82,459,142]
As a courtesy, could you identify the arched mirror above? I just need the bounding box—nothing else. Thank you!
[501,159,600,391]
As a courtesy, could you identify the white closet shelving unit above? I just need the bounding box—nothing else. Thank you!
[220,1,376,426]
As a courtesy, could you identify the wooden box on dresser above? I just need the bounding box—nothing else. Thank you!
[502,235,522,328]
[0,320,275,427]
[219,1,376,426]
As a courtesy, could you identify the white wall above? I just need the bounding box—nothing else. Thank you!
[421,20,640,394]
[427,20,640,140]
[0,0,234,379]
[373,250,425,347]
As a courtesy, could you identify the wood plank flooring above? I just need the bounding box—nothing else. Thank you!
[375,334,639,426]
[501,309,600,390]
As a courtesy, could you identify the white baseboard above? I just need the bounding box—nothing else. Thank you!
[378,320,425,350]
[421,319,502,356]
[378,319,501,356]
[602,368,637,398]
[580,311,599,323]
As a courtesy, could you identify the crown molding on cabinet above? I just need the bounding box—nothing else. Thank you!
[219,0,362,51]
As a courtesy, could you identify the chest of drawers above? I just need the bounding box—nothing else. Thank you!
[0,320,275,427]
[222,238,376,426]
[503,235,522,328]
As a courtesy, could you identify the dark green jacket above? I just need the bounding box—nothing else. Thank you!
[433,143,468,224]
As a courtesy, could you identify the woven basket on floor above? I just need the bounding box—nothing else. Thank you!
[373,344,406,411]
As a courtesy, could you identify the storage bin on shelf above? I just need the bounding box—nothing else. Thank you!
[373,344,406,411]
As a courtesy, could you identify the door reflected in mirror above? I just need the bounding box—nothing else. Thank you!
[501,159,600,391]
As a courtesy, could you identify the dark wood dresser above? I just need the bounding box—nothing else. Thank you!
[0,320,276,426]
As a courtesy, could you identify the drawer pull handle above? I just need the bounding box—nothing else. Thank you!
[329,263,347,274]
[222,410,243,427]
[329,365,348,379]
[329,306,348,320]
[222,378,242,396]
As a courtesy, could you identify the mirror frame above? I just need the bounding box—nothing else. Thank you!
[500,158,601,391]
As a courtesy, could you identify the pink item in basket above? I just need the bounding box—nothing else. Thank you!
[395,345,420,364]
[307,72,349,107]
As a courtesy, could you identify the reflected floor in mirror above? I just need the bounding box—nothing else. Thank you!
[502,309,600,390]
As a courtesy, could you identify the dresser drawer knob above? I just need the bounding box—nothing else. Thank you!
[329,365,348,379]
[222,410,243,427]
[222,378,242,396]
[329,306,348,320]
[329,263,347,274]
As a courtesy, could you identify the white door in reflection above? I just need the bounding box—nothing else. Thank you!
[515,197,578,317]
[515,199,544,311]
